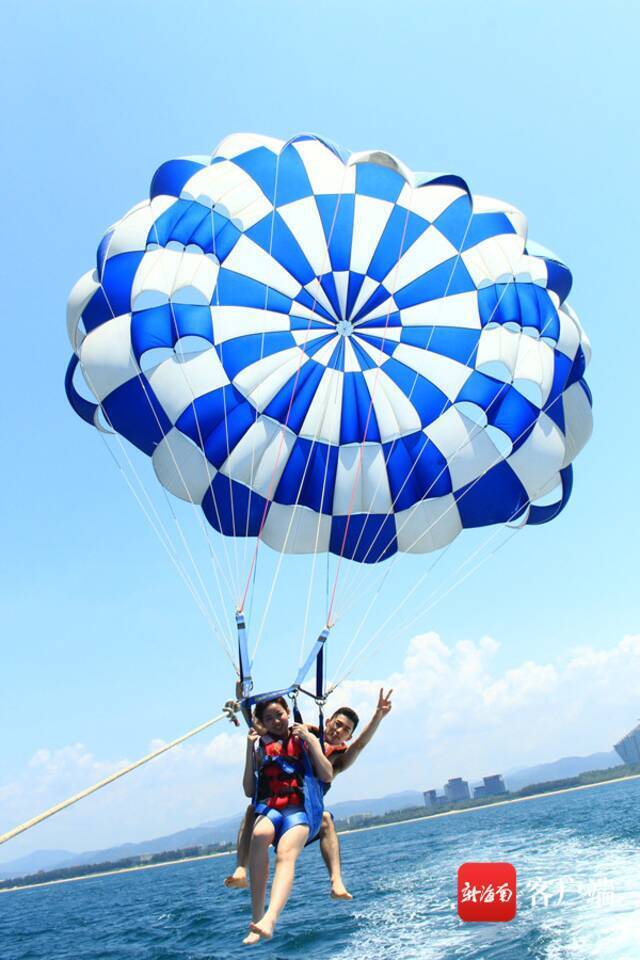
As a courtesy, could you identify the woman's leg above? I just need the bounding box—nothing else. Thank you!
[249,822,309,940]
[242,815,275,946]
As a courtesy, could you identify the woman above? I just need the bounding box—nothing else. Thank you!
[242,697,333,945]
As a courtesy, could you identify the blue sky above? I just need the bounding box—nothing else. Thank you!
[1,0,638,856]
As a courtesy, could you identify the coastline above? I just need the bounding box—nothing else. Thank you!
[337,771,640,836]
[3,771,639,894]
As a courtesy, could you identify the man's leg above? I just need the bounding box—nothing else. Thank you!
[319,811,352,900]
[225,804,255,888]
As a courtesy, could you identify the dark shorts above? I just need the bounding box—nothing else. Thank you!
[254,802,310,847]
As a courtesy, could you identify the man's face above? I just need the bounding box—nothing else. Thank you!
[325,712,355,745]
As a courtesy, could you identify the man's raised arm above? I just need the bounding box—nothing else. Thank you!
[333,688,393,773]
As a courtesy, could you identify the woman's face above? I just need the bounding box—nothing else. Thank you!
[261,702,290,738]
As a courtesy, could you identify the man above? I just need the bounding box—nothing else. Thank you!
[224,688,393,899]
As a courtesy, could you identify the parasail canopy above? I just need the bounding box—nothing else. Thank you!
[66,132,592,577]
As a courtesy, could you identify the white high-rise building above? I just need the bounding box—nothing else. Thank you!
[445,777,470,802]
[614,723,640,765]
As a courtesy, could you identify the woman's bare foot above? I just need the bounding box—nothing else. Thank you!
[330,879,353,900]
[242,929,262,946]
[224,867,248,889]
[249,913,276,941]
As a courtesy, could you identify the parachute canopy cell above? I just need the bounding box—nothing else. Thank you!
[66,133,593,564]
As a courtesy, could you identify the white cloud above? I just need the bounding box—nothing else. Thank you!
[2,631,639,865]
[323,631,640,801]
[0,730,248,865]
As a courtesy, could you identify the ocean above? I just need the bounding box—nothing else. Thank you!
[1,777,639,960]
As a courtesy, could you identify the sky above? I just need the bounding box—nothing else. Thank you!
[1,0,639,863]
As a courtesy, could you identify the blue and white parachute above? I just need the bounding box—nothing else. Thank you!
[66,133,592,565]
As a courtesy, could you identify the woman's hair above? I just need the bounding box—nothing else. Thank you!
[330,706,360,732]
[254,696,289,723]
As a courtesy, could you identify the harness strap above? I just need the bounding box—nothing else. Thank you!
[236,622,330,739]
[295,628,330,689]
[236,612,252,697]
[242,685,298,718]
[292,698,303,725]
[316,639,325,750]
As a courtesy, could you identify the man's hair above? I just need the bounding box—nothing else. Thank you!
[330,706,359,732]
[254,697,289,723]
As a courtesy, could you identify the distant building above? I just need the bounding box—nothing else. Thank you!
[474,775,506,799]
[445,777,470,802]
[614,723,640,765]
[482,774,507,796]
[423,790,438,807]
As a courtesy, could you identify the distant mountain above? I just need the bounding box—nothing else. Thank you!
[0,753,626,881]
[326,790,425,820]
[0,793,425,880]
[0,849,76,881]
[503,751,622,792]
[51,814,246,873]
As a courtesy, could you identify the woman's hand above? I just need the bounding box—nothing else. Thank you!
[247,727,260,746]
[291,722,315,744]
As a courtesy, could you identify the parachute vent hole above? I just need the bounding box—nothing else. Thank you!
[485,425,513,459]
[140,347,174,375]
[191,193,213,210]
[139,336,213,374]
[133,290,168,311]
[172,285,211,307]
[476,360,511,383]
[94,406,112,432]
[72,362,97,404]
[174,335,213,361]
[455,401,487,429]
[513,378,543,408]
[531,473,562,506]
[71,318,88,352]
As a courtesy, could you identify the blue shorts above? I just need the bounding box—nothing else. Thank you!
[254,803,310,847]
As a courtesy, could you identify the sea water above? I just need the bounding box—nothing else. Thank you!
[1,777,639,960]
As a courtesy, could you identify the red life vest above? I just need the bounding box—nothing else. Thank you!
[304,726,347,762]
[324,741,348,760]
[257,733,306,810]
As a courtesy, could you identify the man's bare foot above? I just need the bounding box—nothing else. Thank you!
[224,867,248,889]
[242,929,261,946]
[330,879,353,900]
[249,914,275,941]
